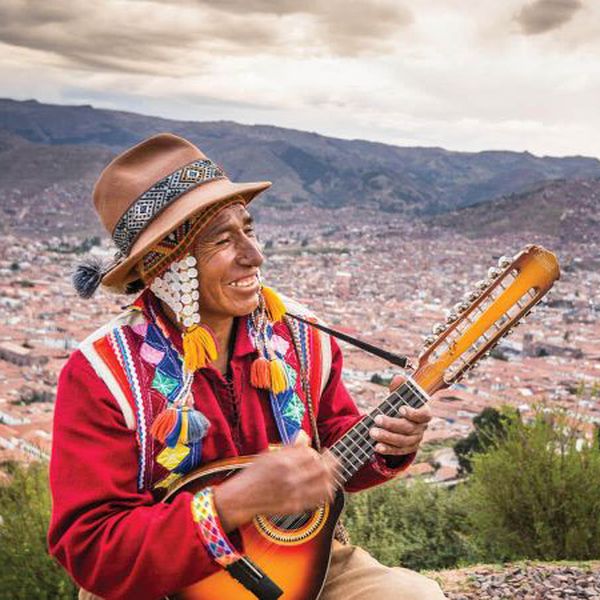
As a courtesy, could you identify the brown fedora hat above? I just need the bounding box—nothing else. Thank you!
[93,133,271,291]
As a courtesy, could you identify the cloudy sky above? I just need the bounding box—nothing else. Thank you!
[1,0,598,157]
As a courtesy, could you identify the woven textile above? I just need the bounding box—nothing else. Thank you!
[247,319,306,443]
[138,197,240,282]
[191,487,241,567]
[112,158,226,257]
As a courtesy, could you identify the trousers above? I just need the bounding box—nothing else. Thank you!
[320,541,447,600]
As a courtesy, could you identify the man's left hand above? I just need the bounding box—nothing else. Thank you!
[368,377,432,456]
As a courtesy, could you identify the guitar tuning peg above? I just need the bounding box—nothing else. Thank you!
[423,335,436,346]
[498,256,511,268]
[487,267,501,279]
[446,311,458,324]
[475,279,490,291]
[464,290,480,302]
[453,301,469,313]
[432,322,446,335]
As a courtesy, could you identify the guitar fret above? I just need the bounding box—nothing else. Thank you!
[331,382,430,483]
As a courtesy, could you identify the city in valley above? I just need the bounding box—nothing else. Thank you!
[0,205,598,485]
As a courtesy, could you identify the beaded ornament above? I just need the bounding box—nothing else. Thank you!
[149,254,217,373]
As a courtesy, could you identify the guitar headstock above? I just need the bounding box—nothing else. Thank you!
[414,245,560,395]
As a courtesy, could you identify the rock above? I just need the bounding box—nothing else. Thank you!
[443,563,600,600]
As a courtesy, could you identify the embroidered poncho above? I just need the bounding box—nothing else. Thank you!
[48,291,412,599]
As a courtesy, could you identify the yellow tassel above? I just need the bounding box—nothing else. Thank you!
[178,409,189,445]
[270,359,288,394]
[183,325,218,371]
[262,286,286,322]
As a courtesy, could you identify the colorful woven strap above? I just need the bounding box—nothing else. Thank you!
[191,487,242,567]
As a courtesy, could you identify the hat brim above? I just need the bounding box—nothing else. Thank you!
[101,178,271,291]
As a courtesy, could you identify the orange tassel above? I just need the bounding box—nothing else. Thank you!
[150,408,178,444]
[251,356,271,389]
[261,286,286,322]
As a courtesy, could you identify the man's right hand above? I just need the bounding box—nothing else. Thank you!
[213,446,339,532]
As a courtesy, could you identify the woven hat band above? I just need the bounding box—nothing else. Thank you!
[112,158,226,257]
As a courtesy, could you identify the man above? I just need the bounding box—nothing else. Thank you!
[48,133,446,599]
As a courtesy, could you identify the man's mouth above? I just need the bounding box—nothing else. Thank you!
[228,274,258,288]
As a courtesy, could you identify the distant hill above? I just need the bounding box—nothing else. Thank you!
[1,98,600,238]
[429,178,600,243]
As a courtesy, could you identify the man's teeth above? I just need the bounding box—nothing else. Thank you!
[229,276,256,288]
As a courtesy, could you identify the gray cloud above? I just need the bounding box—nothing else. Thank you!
[0,0,412,78]
[515,0,582,35]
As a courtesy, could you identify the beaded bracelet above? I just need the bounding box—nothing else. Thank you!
[191,487,242,567]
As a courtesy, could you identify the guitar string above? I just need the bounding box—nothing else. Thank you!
[259,382,427,538]
[330,380,427,480]
[253,383,426,558]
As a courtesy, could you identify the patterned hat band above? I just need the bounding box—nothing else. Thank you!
[112,158,226,257]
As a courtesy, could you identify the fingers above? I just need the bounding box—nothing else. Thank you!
[370,407,432,456]
[374,441,420,456]
[370,426,425,449]
[379,404,432,426]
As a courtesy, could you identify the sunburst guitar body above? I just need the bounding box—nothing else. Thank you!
[164,245,560,600]
[164,457,344,600]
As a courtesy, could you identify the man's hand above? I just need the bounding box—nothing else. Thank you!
[213,445,339,532]
[368,376,432,457]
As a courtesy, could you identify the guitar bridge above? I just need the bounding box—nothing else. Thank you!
[226,556,283,600]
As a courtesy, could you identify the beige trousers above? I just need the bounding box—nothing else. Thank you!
[79,541,447,600]
[320,541,447,600]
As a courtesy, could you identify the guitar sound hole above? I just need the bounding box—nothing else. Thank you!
[269,511,312,530]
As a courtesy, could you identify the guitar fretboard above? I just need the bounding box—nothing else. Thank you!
[329,379,429,483]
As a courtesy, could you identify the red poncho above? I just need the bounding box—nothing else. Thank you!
[48,294,411,599]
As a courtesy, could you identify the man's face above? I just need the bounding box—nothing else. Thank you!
[193,203,264,322]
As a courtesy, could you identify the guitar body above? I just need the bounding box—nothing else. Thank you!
[163,456,345,600]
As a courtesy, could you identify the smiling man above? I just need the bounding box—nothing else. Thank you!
[48,134,446,600]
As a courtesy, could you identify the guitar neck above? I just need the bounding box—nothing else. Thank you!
[329,379,430,484]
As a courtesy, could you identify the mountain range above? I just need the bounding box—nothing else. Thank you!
[1,98,598,239]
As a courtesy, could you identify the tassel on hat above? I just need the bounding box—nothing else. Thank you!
[72,256,115,299]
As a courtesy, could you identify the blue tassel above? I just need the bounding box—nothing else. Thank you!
[186,408,210,443]
[165,409,183,448]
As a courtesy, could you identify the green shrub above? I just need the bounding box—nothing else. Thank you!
[344,479,477,570]
[0,463,77,600]
[466,407,600,561]
[453,406,514,474]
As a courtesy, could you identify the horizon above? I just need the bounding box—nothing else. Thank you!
[5,96,598,162]
[1,0,598,159]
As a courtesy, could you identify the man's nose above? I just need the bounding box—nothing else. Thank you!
[238,238,264,267]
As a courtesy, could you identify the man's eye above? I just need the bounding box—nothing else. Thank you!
[215,237,230,245]
[245,227,256,236]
